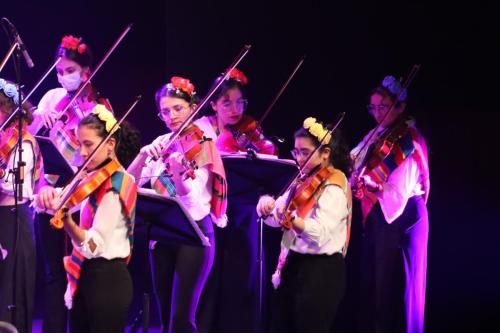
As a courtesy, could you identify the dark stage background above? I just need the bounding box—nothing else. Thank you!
[2,1,499,332]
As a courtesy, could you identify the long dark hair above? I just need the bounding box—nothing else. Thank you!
[78,113,141,168]
[209,76,245,104]
[294,126,353,178]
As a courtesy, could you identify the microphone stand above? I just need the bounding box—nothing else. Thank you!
[6,35,26,331]
[256,215,265,333]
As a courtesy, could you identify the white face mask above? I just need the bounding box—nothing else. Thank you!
[57,71,82,92]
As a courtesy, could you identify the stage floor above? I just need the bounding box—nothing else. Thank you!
[32,319,162,332]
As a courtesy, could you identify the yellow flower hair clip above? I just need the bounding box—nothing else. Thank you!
[303,117,332,144]
[92,104,118,133]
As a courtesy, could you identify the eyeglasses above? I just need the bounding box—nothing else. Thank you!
[158,104,189,119]
[366,104,392,114]
[290,148,314,159]
[220,99,248,110]
[366,104,391,114]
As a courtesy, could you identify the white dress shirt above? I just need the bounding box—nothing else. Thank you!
[264,184,349,255]
[73,191,131,259]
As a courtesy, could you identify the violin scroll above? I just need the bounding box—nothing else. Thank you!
[50,208,67,229]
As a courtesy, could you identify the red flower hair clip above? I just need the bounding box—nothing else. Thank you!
[226,68,248,85]
[171,76,195,96]
[61,35,87,54]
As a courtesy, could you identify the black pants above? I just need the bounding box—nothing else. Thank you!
[151,215,215,333]
[70,258,133,333]
[0,203,36,333]
[35,212,70,333]
[360,196,428,333]
[271,251,345,333]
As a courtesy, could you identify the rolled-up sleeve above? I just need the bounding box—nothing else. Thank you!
[73,191,125,258]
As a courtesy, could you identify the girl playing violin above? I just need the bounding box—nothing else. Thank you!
[195,67,277,155]
[127,76,227,333]
[195,68,280,333]
[29,35,107,146]
[350,75,430,333]
[35,105,138,333]
[0,79,41,333]
[256,117,352,333]
[29,35,111,333]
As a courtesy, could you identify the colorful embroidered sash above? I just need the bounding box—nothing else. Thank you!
[50,124,80,166]
[360,126,429,223]
[152,170,177,196]
[63,161,137,308]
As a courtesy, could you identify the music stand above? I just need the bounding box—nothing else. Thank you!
[131,188,209,333]
[221,153,298,333]
[221,153,298,198]
[35,136,75,187]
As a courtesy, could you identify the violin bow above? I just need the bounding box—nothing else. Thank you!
[256,55,305,127]
[352,64,421,174]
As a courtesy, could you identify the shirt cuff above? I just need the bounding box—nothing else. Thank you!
[73,230,104,258]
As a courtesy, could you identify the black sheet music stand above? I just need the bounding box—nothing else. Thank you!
[221,153,298,333]
[131,188,209,333]
[221,153,298,198]
[35,135,75,187]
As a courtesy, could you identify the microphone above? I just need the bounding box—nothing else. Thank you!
[2,18,34,68]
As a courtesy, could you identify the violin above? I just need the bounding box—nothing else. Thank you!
[365,115,413,171]
[159,124,210,180]
[50,158,120,228]
[279,164,324,229]
[216,115,277,155]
